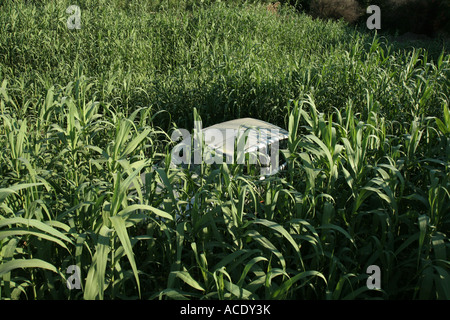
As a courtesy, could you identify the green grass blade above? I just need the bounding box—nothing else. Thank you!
[271,270,327,299]
[0,217,73,244]
[109,215,141,298]
[253,218,304,270]
[172,270,205,292]
[0,259,62,278]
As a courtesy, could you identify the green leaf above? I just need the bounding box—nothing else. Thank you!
[0,259,61,277]
[435,118,449,135]
[153,288,196,300]
[167,222,186,289]
[272,270,327,299]
[223,279,257,299]
[432,233,447,262]
[317,224,355,247]
[0,229,70,251]
[418,214,428,261]
[117,204,173,221]
[253,219,303,268]
[84,225,112,300]
[236,255,268,288]
[0,183,44,204]
[245,229,286,270]
[434,265,450,299]
[304,134,333,167]
[172,270,205,292]
[122,127,152,157]
[212,249,255,272]
[110,215,141,298]
[419,265,434,299]
[0,217,72,244]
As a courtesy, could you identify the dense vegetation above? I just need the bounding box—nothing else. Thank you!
[0,0,449,300]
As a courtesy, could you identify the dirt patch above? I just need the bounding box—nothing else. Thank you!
[267,1,281,15]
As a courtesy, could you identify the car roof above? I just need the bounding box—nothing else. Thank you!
[176,117,289,158]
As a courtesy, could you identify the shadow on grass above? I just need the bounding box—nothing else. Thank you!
[384,33,450,61]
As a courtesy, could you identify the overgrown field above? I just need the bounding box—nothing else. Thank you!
[0,0,449,300]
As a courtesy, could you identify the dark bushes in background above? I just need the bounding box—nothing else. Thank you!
[276,0,449,36]
[310,0,363,23]
[357,0,449,36]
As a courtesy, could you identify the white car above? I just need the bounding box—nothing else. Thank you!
[170,117,289,178]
